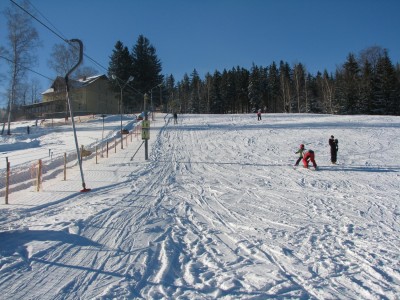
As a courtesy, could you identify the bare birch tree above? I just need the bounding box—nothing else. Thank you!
[3,0,40,134]
[322,71,335,114]
[48,43,98,79]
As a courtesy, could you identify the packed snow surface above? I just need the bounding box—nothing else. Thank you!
[0,113,399,299]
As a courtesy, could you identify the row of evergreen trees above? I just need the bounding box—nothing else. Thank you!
[108,37,399,115]
[165,47,399,115]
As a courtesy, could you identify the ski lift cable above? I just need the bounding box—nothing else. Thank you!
[0,55,53,81]
[9,0,109,73]
[9,0,69,44]
[25,0,69,42]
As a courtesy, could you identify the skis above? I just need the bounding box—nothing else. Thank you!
[292,165,318,171]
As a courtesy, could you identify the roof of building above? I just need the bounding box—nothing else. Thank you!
[41,74,108,95]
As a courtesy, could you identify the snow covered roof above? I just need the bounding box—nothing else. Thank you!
[41,88,55,95]
[75,74,107,87]
[42,74,108,94]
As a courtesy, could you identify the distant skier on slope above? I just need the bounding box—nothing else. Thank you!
[329,135,338,164]
[294,144,305,166]
[303,149,318,170]
[257,109,262,121]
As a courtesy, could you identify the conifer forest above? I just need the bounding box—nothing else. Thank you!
[161,47,400,116]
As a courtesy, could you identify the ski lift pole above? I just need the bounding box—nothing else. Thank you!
[65,39,90,192]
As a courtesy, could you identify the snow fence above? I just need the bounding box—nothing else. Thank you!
[0,124,142,204]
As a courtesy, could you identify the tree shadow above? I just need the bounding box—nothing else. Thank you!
[0,229,101,256]
[318,165,399,172]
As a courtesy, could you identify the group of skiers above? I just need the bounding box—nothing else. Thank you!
[294,135,339,170]
[254,110,339,170]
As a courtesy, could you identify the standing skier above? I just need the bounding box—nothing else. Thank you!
[329,135,338,164]
[294,144,305,166]
[303,149,318,170]
[257,109,262,121]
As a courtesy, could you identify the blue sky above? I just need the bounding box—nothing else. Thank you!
[1,0,400,106]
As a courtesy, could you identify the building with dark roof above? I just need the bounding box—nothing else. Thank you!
[24,75,119,118]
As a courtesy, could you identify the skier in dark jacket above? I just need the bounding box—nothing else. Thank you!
[303,150,317,170]
[329,135,338,164]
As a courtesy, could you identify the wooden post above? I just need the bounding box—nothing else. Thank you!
[64,152,66,181]
[107,141,109,158]
[37,159,42,192]
[114,137,116,153]
[5,158,9,204]
[96,145,98,164]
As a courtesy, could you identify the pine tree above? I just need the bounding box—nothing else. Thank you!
[164,74,175,113]
[108,41,134,82]
[248,64,262,112]
[234,67,249,113]
[359,60,374,114]
[131,35,163,99]
[307,73,320,113]
[260,67,268,112]
[108,41,134,110]
[374,51,398,114]
[203,73,213,113]
[190,69,201,113]
[268,62,280,113]
[225,69,237,113]
[293,63,306,113]
[396,63,400,115]
[220,69,236,113]
[210,71,223,113]
[339,53,360,114]
[279,61,292,113]
[220,69,228,113]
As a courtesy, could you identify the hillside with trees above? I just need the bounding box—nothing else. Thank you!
[163,46,400,115]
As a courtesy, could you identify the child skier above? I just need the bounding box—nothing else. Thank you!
[294,144,305,166]
[303,149,318,170]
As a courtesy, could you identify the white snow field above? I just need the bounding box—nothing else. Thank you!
[0,113,399,299]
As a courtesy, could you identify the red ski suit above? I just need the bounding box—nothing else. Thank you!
[302,150,317,168]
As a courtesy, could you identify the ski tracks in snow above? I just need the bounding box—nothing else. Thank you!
[133,115,400,299]
[1,114,399,299]
[136,117,323,298]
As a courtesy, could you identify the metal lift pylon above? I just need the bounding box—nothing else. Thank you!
[65,39,91,192]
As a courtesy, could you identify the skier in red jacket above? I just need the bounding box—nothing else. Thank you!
[302,149,317,170]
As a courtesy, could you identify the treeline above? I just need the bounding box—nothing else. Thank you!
[163,46,400,115]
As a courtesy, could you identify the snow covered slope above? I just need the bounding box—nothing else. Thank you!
[0,113,399,299]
